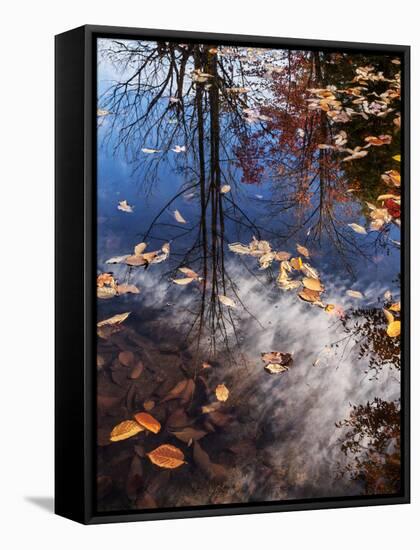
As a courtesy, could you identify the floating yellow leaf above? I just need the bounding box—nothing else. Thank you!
[215,384,229,402]
[296,244,310,258]
[218,295,236,307]
[110,420,143,442]
[387,320,401,338]
[302,277,324,292]
[392,154,401,162]
[97,312,130,328]
[298,288,324,306]
[220,184,231,194]
[147,444,185,469]
[134,412,161,434]
[325,304,335,313]
[389,302,401,312]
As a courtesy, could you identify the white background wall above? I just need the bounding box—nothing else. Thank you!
[0,1,417,548]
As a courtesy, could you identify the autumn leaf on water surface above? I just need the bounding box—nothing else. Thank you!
[134,242,147,256]
[174,209,187,224]
[178,267,200,280]
[105,254,130,265]
[220,184,231,194]
[296,244,310,258]
[118,200,134,213]
[348,223,367,235]
[97,108,110,116]
[172,277,195,285]
[116,284,140,295]
[261,352,293,366]
[172,427,207,444]
[302,277,324,292]
[134,412,161,434]
[381,170,401,187]
[387,320,401,338]
[215,384,229,402]
[392,154,401,162]
[141,148,161,154]
[389,302,401,312]
[364,135,392,147]
[346,290,364,299]
[264,363,289,375]
[97,312,130,327]
[289,257,303,270]
[110,420,144,442]
[161,379,195,404]
[383,309,395,325]
[147,444,185,469]
[298,288,325,307]
[218,295,236,308]
[171,145,186,153]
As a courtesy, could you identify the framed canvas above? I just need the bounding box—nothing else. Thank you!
[55,25,410,524]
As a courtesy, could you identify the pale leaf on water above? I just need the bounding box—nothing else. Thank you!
[172,145,186,153]
[134,242,147,256]
[174,209,187,224]
[172,277,195,285]
[141,148,161,154]
[264,363,289,375]
[118,200,134,213]
[220,185,231,194]
[389,302,401,312]
[228,242,251,255]
[218,295,236,307]
[117,284,140,295]
[178,267,199,279]
[97,312,130,327]
[348,223,367,235]
[105,255,129,264]
[302,277,324,292]
[346,290,364,299]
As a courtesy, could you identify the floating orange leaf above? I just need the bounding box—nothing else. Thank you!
[134,412,161,434]
[387,320,401,338]
[147,444,185,469]
[215,384,229,402]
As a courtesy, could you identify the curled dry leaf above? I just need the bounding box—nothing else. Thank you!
[134,412,161,434]
[215,384,229,402]
[387,320,401,338]
[218,295,236,308]
[118,200,134,213]
[147,444,185,469]
[348,223,367,235]
[174,209,187,224]
[346,290,364,299]
[97,312,130,328]
[296,244,310,258]
[109,420,144,442]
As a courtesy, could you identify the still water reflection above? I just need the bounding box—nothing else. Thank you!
[96,39,402,511]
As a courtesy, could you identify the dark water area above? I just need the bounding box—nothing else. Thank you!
[95,40,402,512]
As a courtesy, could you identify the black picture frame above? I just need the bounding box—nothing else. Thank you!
[55,24,410,525]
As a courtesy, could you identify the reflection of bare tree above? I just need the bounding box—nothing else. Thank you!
[336,398,400,495]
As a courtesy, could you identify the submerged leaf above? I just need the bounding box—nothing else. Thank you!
[215,384,229,402]
[302,277,324,292]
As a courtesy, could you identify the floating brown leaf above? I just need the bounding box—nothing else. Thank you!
[215,384,229,402]
[290,257,303,270]
[161,379,195,404]
[298,288,324,306]
[389,302,401,312]
[147,444,185,469]
[134,412,161,434]
[261,352,293,366]
[274,251,292,261]
[129,361,144,379]
[109,420,144,442]
[296,244,310,258]
[178,267,199,279]
[117,284,140,295]
[173,277,195,285]
[143,399,155,412]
